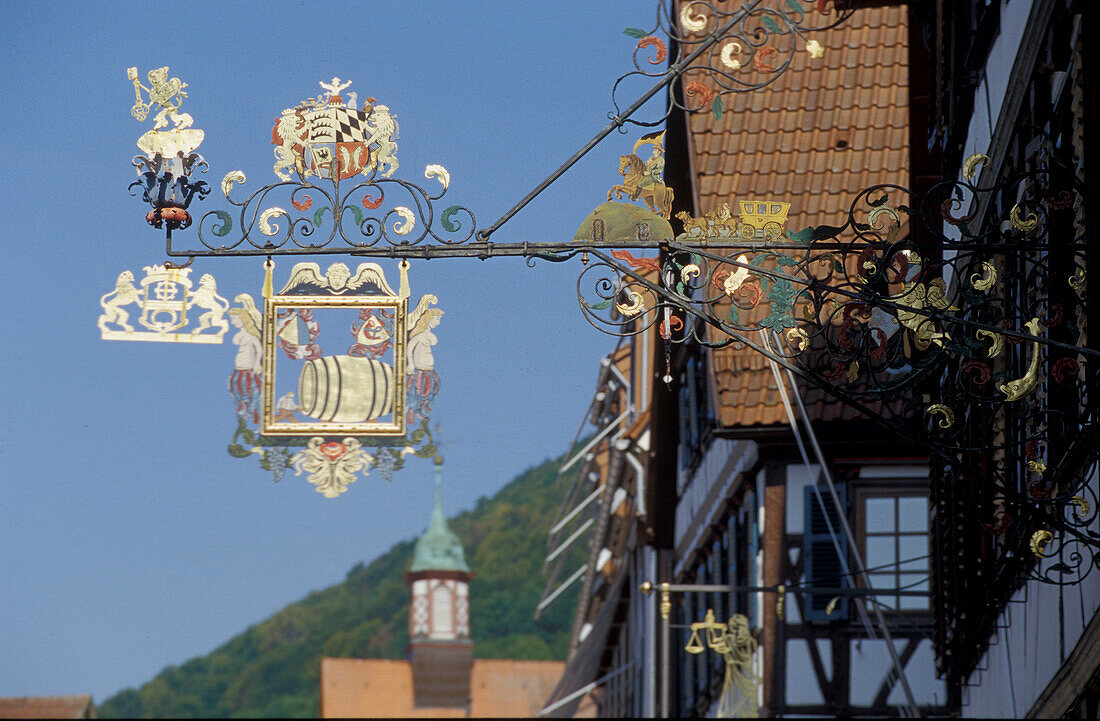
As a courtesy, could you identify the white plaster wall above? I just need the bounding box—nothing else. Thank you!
[785,638,828,706]
[958,0,1039,167]
[784,462,822,535]
[962,554,1100,717]
[849,639,946,708]
[674,438,757,571]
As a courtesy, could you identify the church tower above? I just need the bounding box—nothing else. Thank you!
[405,465,473,708]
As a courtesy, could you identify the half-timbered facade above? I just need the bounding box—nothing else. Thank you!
[541,4,961,716]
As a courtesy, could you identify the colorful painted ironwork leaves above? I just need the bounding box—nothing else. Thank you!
[225,261,443,496]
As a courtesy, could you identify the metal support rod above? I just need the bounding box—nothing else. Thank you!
[535,564,587,615]
[659,580,671,718]
[165,234,1085,260]
[642,581,929,597]
[538,660,637,716]
[767,340,921,715]
[166,236,1100,359]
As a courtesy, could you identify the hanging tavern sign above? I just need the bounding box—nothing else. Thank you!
[105,0,1097,579]
[226,259,442,496]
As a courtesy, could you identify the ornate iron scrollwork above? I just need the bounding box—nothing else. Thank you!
[194,166,476,255]
[612,0,853,128]
[578,151,1096,584]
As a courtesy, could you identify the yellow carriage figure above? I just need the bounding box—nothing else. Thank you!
[737,199,791,240]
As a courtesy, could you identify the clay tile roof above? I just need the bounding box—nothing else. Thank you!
[320,658,566,718]
[0,696,96,719]
[681,4,909,428]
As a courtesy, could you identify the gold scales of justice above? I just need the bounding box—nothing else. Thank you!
[684,609,760,718]
[102,68,452,496]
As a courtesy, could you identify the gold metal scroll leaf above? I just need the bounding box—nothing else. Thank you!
[1010,204,1039,232]
[925,278,958,310]
[963,152,990,181]
[975,329,1004,358]
[868,205,900,230]
[615,291,645,317]
[392,206,416,235]
[926,404,955,429]
[1030,529,1053,557]
[970,262,997,292]
[681,264,701,284]
[259,207,288,236]
[1069,269,1086,292]
[1071,496,1090,519]
[424,164,450,191]
[222,170,246,199]
[680,3,708,33]
[998,318,1042,401]
[786,327,809,353]
[720,42,743,70]
[720,255,751,298]
[1027,460,1047,474]
[806,39,825,59]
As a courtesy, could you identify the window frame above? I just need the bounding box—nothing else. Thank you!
[853,481,931,615]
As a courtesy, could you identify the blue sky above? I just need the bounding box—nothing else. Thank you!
[0,0,664,703]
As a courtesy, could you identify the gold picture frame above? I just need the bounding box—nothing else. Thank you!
[262,295,407,437]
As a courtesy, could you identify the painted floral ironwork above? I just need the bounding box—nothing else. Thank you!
[576,145,1096,584]
[612,0,851,127]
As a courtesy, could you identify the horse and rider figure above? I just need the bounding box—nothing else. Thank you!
[607,130,674,219]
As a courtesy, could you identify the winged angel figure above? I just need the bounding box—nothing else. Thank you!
[276,262,394,296]
[225,261,443,494]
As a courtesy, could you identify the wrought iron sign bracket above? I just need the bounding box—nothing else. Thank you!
[114,0,1096,580]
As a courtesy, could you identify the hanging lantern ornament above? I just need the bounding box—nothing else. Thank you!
[127,66,210,231]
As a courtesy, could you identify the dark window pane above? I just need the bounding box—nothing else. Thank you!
[866,536,896,570]
[898,496,927,532]
[899,535,928,570]
[866,497,896,533]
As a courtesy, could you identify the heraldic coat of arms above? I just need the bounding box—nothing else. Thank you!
[271,77,399,182]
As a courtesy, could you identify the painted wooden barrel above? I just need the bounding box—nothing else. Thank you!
[297,355,395,423]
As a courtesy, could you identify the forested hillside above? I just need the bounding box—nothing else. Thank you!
[99,456,578,718]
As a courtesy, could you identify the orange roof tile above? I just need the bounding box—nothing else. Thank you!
[0,696,95,719]
[320,658,565,718]
[680,3,909,428]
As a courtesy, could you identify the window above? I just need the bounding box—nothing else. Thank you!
[431,583,454,636]
[861,493,929,611]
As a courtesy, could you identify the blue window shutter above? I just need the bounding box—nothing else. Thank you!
[803,484,848,622]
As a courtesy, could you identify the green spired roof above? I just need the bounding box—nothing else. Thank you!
[410,466,470,573]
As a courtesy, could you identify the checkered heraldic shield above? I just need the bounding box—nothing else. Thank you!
[305,107,370,144]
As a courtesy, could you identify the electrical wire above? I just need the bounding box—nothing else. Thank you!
[762,330,922,717]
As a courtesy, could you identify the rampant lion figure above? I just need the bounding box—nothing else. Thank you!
[365,105,399,178]
[98,270,140,333]
[608,153,674,219]
[188,273,230,336]
[272,108,310,181]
